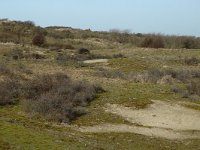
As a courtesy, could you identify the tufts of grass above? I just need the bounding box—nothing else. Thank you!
[184,57,200,66]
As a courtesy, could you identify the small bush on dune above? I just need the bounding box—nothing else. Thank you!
[32,34,46,47]
[23,73,104,123]
[78,48,90,54]
[0,78,21,106]
[0,64,33,106]
[182,38,197,49]
[141,36,165,48]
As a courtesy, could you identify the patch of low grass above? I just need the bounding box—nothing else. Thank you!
[187,81,200,96]
[0,64,12,75]
[182,103,200,111]
[184,56,200,66]
[109,58,151,73]
[0,121,86,150]
[95,68,126,79]
[74,82,181,126]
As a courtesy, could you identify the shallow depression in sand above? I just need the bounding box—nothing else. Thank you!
[78,100,200,140]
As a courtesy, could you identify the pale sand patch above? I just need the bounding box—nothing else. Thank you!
[83,59,108,64]
[79,124,200,140]
[105,100,200,131]
[78,100,200,140]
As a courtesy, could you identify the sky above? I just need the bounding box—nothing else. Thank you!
[1,0,200,36]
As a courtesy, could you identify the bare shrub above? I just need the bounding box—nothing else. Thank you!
[32,34,46,46]
[23,73,104,122]
[182,38,197,49]
[78,48,90,54]
[141,36,165,48]
[0,78,21,106]
[145,68,200,84]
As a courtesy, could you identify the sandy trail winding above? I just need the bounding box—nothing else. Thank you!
[78,100,200,140]
[83,59,108,64]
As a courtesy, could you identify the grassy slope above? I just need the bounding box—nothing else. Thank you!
[0,44,200,149]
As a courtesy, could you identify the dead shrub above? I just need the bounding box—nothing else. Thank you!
[141,36,165,48]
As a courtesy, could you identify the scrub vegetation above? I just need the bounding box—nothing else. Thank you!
[0,19,200,150]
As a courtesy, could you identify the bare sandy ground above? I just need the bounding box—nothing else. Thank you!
[78,100,200,140]
[83,59,108,64]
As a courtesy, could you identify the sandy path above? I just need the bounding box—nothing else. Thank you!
[83,59,108,64]
[78,100,200,140]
